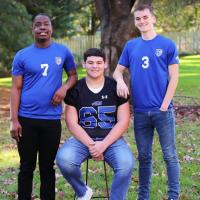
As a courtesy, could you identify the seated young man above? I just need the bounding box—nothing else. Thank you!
[56,48,134,200]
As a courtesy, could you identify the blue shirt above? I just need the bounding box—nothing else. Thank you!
[118,35,179,112]
[12,42,76,119]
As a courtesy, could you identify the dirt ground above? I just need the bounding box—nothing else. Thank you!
[0,87,10,118]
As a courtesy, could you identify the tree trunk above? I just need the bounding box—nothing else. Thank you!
[94,0,153,75]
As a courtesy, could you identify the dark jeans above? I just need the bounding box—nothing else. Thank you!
[17,117,61,200]
[134,109,180,200]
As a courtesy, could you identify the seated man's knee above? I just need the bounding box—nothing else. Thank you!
[127,154,135,172]
[56,150,77,174]
[118,154,135,175]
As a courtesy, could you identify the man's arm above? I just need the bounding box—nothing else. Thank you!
[160,64,179,111]
[52,69,77,105]
[113,64,129,98]
[10,76,23,142]
[89,101,130,158]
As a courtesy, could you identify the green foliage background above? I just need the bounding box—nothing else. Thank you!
[0,0,199,74]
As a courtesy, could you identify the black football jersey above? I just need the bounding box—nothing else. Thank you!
[64,76,128,138]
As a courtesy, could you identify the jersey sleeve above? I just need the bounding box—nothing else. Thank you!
[117,95,129,106]
[167,40,179,65]
[12,51,24,76]
[63,48,76,72]
[118,42,130,68]
[64,87,77,106]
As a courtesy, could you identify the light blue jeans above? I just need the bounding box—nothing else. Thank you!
[134,109,180,200]
[56,137,134,200]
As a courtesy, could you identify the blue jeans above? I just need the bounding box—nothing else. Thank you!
[56,137,134,200]
[134,109,180,200]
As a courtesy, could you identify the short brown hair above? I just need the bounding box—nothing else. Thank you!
[133,4,154,14]
[84,48,106,62]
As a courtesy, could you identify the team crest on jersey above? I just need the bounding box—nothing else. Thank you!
[155,49,163,57]
[55,57,62,65]
[92,101,102,106]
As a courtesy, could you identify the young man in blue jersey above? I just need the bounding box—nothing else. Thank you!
[10,13,77,200]
[113,4,180,200]
[56,48,134,200]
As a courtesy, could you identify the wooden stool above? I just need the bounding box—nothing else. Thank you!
[74,158,110,199]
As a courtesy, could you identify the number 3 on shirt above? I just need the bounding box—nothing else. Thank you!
[41,64,49,76]
[142,56,149,69]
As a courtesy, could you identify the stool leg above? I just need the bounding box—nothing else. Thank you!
[74,159,110,199]
[86,158,89,185]
[103,161,110,199]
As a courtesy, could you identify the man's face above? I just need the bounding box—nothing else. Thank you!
[84,56,106,79]
[32,15,53,43]
[134,9,156,33]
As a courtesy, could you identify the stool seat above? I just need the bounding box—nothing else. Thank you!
[74,158,110,199]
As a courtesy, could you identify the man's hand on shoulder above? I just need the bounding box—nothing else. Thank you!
[116,79,129,99]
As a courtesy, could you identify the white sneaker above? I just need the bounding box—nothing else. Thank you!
[77,186,93,200]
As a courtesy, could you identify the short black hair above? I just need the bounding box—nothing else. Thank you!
[133,4,154,14]
[32,13,51,23]
[83,48,106,62]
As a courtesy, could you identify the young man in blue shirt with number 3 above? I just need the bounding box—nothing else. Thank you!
[113,4,180,200]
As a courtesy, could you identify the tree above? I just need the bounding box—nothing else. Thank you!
[0,0,199,75]
[0,0,96,73]
[154,0,200,32]
[16,0,97,37]
[94,0,200,75]
[94,0,153,75]
[0,0,32,74]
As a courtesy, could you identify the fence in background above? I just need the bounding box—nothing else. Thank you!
[165,30,200,55]
[57,35,100,64]
[57,30,200,63]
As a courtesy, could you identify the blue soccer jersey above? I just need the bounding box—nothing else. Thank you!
[12,42,76,119]
[118,35,179,112]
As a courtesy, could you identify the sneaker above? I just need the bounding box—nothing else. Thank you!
[77,186,93,200]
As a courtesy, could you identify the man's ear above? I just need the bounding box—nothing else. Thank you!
[104,61,108,69]
[153,15,156,25]
[31,27,34,35]
[81,60,86,68]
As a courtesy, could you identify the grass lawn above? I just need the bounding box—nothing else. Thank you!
[0,119,200,199]
[177,55,200,98]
